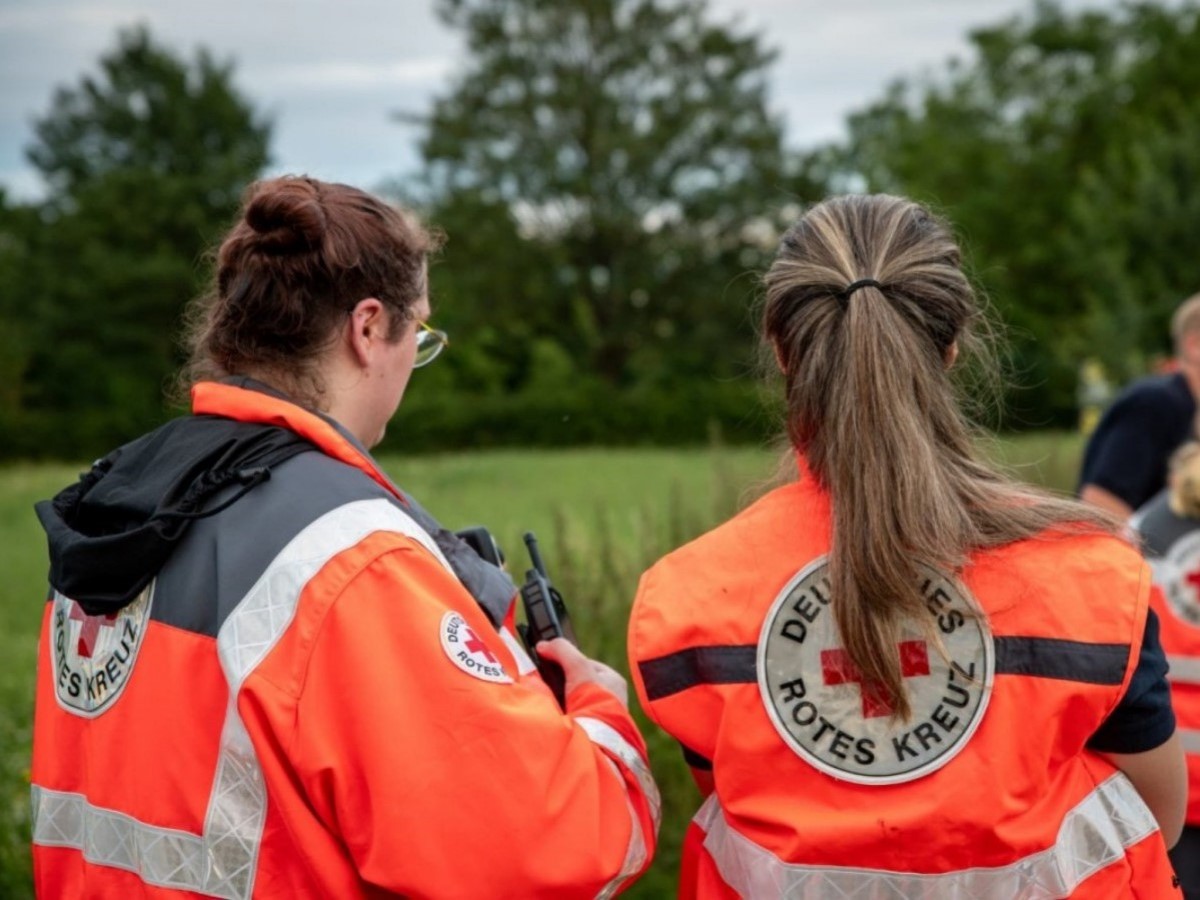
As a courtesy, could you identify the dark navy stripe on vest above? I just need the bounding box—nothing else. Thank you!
[993,636,1128,686]
[680,743,713,771]
[639,636,1130,700]
[639,646,756,701]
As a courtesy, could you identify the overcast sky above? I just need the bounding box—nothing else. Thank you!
[0,0,1147,200]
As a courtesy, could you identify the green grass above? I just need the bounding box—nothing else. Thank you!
[0,463,85,898]
[0,434,1086,897]
[980,430,1084,495]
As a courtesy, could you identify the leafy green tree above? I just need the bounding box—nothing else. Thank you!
[0,191,35,424]
[840,1,1200,425]
[409,0,795,389]
[17,26,270,455]
[1063,7,1200,378]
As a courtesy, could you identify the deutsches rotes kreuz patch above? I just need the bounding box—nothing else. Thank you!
[440,611,512,683]
[758,557,993,784]
[51,584,153,717]
[1151,532,1200,626]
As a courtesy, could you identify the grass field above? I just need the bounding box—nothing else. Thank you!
[0,433,1084,897]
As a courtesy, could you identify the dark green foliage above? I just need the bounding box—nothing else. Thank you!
[6,27,269,457]
[837,1,1200,426]
[0,194,35,431]
[402,0,811,414]
[383,378,781,452]
[11,1,1200,452]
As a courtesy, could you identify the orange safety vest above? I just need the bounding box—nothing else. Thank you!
[630,464,1178,898]
[1152,588,1200,826]
[1130,494,1200,827]
[31,381,659,898]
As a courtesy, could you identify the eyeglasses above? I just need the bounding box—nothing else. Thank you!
[414,320,449,368]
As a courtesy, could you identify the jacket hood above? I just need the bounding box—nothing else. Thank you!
[35,415,313,615]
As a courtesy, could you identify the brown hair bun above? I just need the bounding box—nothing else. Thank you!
[244,178,327,254]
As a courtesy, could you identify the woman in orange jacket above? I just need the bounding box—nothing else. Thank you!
[32,176,658,898]
[1132,439,1200,899]
[628,194,1184,897]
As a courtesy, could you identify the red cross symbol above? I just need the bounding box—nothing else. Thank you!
[68,603,119,659]
[1186,565,1200,601]
[464,627,498,663]
[821,640,931,718]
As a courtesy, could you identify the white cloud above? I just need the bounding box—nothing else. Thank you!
[0,0,143,32]
[0,166,46,201]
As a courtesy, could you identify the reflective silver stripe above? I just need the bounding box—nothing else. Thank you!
[1180,728,1200,755]
[695,772,1158,899]
[215,498,445,686]
[594,760,648,900]
[34,499,444,898]
[32,786,229,896]
[575,716,662,900]
[1167,655,1200,686]
[575,717,662,832]
[207,498,448,898]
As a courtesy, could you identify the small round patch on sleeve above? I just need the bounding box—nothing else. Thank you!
[757,556,993,785]
[440,611,513,683]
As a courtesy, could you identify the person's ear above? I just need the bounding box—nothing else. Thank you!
[347,298,386,368]
[773,340,787,375]
[945,340,959,369]
[1182,331,1200,365]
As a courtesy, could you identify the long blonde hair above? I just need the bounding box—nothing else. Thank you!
[762,194,1116,719]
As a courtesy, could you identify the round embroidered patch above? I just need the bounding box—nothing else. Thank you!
[52,584,154,717]
[1152,531,1200,626]
[757,557,993,785]
[440,611,512,683]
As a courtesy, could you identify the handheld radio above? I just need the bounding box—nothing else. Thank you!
[454,527,576,707]
[516,532,577,706]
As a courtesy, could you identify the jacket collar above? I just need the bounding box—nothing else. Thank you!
[191,379,407,505]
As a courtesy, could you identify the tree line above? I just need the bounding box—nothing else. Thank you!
[2,0,1198,459]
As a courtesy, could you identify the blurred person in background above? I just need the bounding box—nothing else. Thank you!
[1078,293,1200,518]
[628,194,1184,898]
[1131,438,1200,899]
[30,176,658,898]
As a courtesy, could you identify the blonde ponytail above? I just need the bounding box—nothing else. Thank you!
[763,195,1115,720]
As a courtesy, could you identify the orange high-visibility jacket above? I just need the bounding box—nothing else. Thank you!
[1152,588,1200,826]
[32,380,659,899]
[630,464,1178,899]
[1132,493,1200,826]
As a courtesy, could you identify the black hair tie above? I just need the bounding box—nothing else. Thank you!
[839,278,883,301]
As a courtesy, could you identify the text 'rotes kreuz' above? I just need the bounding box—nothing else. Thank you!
[757,558,994,784]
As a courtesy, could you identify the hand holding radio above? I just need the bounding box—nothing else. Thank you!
[535,638,628,708]
[455,526,594,709]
